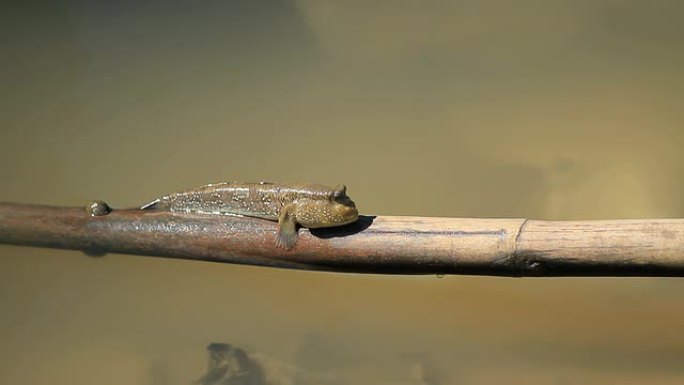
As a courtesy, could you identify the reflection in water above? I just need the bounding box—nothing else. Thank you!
[195,342,441,385]
[197,343,265,385]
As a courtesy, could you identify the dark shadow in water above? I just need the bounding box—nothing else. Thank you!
[197,343,266,385]
[309,215,375,239]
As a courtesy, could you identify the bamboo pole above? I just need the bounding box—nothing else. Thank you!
[1,202,684,277]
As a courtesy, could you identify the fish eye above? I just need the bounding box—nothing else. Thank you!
[332,185,347,199]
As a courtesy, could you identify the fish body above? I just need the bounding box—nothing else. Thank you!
[142,182,358,249]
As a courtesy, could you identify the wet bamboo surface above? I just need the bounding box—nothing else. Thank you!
[1,202,684,277]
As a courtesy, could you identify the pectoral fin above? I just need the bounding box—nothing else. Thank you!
[276,204,298,250]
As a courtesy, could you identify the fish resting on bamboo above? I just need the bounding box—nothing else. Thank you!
[141,182,359,249]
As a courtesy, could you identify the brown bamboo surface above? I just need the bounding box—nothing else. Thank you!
[1,202,684,277]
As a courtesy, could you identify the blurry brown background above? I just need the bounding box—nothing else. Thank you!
[2,1,684,384]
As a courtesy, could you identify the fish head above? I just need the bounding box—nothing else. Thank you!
[294,187,358,228]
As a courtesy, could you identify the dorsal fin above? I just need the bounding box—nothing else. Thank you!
[140,198,161,210]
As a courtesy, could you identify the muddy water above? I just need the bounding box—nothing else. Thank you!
[2,1,684,384]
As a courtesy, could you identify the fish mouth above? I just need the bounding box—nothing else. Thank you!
[338,205,359,224]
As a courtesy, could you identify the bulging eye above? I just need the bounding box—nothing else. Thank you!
[332,185,347,199]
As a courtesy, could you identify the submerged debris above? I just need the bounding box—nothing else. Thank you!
[196,343,266,385]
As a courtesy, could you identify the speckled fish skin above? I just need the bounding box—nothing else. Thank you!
[141,182,359,250]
